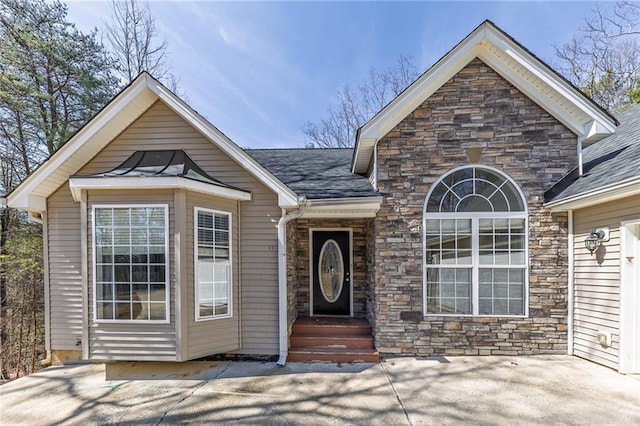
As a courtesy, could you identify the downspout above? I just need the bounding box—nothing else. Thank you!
[276,197,307,366]
[577,140,583,176]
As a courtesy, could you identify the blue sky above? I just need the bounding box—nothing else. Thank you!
[65,1,602,149]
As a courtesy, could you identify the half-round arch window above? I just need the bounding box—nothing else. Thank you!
[425,167,525,213]
[423,166,528,317]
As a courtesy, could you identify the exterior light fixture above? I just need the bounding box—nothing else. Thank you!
[584,228,609,254]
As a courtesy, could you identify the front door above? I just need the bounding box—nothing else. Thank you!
[311,230,351,316]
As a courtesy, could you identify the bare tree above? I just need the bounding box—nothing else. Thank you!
[104,0,178,90]
[555,0,640,111]
[302,54,419,148]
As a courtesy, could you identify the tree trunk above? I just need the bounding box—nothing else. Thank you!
[0,207,11,380]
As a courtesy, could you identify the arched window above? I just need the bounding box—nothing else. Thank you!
[423,166,527,316]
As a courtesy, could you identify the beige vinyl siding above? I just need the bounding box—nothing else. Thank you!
[47,183,83,350]
[186,191,240,359]
[79,101,280,355]
[573,195,640,369]
[87,190,177,361]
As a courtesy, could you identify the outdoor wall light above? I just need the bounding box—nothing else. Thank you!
[584,227,609,254]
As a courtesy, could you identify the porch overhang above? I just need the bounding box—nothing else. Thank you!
[298,196,382,219]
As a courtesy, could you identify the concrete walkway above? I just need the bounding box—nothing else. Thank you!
[1,356,638,425]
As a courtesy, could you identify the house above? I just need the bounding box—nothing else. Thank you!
[545,103,640,373]
[6,21,639,373]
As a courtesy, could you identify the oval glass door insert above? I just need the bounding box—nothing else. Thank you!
[318,239,344,303]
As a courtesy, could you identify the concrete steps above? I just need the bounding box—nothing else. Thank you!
[288,317,379,363]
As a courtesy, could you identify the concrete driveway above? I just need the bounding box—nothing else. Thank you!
[1,355,638,425]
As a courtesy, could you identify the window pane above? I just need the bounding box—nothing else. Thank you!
[113,208,130,226]
[95,228,112,246]
[132,265,148,282]
[425,219,440,233]
[96,283,113,300]
[97,265,112,283]
[114,265,130,283]
[115,302,132,320]
[198,212,213,229]
[199,303,214,318]
[131,228,148,244]
[198,229,214,245]
[148,208,164,227]
[214,214,229,230]
[149,303,166,320]
[97,302,114,320]
[150,284,165,301]
[95,209,113,226]
[426,183,446,212]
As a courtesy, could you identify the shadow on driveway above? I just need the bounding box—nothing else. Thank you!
[1,355,638,425]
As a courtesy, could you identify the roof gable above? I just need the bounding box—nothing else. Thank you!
[7,73,298,211]
[352,20,618,174]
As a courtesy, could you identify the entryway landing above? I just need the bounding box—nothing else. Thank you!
[288,316,379,363]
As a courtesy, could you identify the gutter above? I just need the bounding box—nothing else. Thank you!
[545,176,640,212]
[276,197,307,366]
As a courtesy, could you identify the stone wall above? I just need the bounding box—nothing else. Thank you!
[286,221,299,332]
[294,219,370,317]
[373,58,573,356]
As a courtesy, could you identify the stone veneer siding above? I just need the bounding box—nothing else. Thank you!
[373,58,574,356]
[293,219,370,318]
[286,221,299,332]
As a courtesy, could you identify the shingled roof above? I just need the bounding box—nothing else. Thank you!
[545,103,640,204]
[245,148,379,199]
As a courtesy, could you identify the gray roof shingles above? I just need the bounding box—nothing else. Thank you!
[545,103,640,203]
[245,148,379,199]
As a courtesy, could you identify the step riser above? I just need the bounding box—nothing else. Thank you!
[290,337,374,349]
[287,352,379,363]
[291,325,372,336]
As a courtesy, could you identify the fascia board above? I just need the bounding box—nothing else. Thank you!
[302,196,382,218]
[7,77,156,210]
[484,30,616,134]
[147,79,299,208]
[69,176,252,202]
[545,177,640,212]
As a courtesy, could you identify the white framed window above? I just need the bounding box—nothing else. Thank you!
[194,207,232,321]
[93,204,169,323]
[423,166,528,317]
